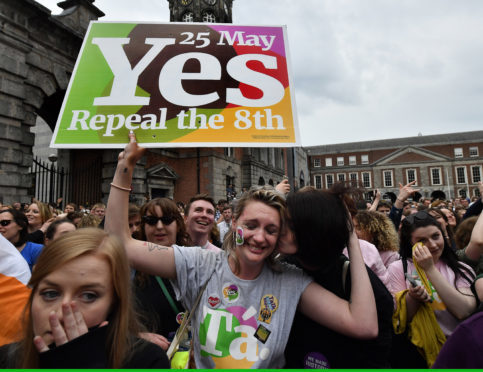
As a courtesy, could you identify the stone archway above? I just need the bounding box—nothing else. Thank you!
[0,0,104,204]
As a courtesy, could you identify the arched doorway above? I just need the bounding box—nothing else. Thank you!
[431,190,446,201]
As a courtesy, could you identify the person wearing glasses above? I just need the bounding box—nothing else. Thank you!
[0,209,43,272]
[132,197,192,351]
[387,210,476,367]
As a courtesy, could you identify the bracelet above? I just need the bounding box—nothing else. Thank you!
[110,183,131,192]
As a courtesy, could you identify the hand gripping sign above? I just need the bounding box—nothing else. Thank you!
[50,22,300,148]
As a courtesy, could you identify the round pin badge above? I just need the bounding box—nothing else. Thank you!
[222,283,240,303]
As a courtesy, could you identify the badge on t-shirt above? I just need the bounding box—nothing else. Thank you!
[254,324,271,344]
[258,294,278,324]
[207,294,221,308]
[176,312,186,325]
[222,283,240,303]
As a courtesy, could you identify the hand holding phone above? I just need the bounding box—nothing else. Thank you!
[405,273,418,287]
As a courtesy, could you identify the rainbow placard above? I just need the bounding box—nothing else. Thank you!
[50,22,300,148]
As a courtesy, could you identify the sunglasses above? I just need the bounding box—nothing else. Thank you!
[142,215,175,226]
[0,220,12,227]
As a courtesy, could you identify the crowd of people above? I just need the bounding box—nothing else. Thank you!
[0,133,482,368]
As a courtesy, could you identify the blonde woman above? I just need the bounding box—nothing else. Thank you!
[105,133,377,369]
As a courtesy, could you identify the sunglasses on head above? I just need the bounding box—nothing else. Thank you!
[0,220,12,227]
[142,215,175,226]
[404,211,434,224]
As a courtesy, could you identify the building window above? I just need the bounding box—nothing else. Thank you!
[383,170,394,187]
[362,172,371,188]
[349,156,356,165]
[202,11,216,23]
[430,168,442,185]
[472,166,482,183]
[456,166,467,184]
[313,158,321,167]
[337,157,344,166]
[361,154,369,164]
[325,174,334,189]
[406,169,417,185]
[224,147,233,157]
[475,187,481,198]
[469,147,479,157]
[349,173,358,182]
[458,189,467,198]
[182,11,194,22]
[325,158,332,167]
[314,175,322,189]
[337,173,346,182]
[454,147,463,158]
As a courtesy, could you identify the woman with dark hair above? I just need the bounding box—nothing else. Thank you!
[133,197,191,347]
[0,209,43,271]
[283,185,394,368]
[0,228,169,368]
[388,210,476,366]
[44,219,76,246]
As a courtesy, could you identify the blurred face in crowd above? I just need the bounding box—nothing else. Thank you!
[440,208,457,227]
[0,211,22,244]
[26,203,42,228]
[377,205,390,216]
[31,254,114,346]
[144,205,177,246]
[64,204,75,213]
[92,207,105,218]
[128,214,141,236]
[50,222,76,243]
[222,208,232,222]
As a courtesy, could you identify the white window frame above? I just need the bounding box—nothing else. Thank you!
[325,174,334,189]
[454,147,463,158]
[430,167,442,186]
[349,172,358,182]
[349,156,356,166]
[471,165,482,183]
[362,172,371,188]
[325,158,332,167]
[313,158,321,167]
[383,170,394,188]
[406,169,417,186]
[314,175,322,189]
[337,156,344,166]
[469,146,479,157]
[361,154,369,164]
[337,173,346,182]
[455,166,467,184]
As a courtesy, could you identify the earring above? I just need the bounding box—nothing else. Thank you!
[235,226,244,245]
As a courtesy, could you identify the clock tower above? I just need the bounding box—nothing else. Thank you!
[167,0,233,23]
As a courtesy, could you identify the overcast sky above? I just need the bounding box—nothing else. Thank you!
[35,0,483,146]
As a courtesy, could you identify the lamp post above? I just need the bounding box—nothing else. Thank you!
[48,153,58,204]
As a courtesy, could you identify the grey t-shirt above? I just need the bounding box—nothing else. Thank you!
[171,245,312,369]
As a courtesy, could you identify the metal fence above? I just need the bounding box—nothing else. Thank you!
[30,156,70,205]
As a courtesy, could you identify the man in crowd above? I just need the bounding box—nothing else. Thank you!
[217,205,233,243]
[185,194,221,252]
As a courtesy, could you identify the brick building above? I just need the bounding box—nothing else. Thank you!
[306,131,483,202]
